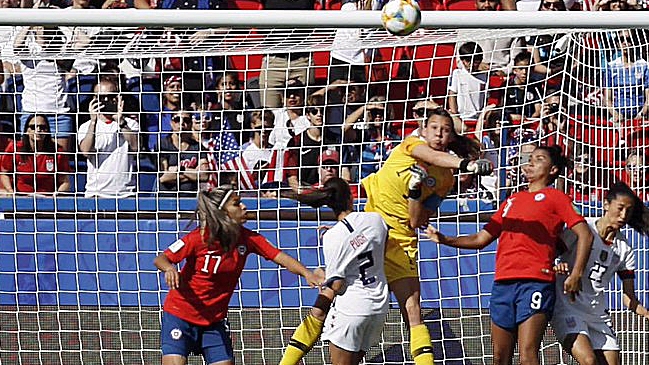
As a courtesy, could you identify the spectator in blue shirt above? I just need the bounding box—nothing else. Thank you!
[605,30,649,125]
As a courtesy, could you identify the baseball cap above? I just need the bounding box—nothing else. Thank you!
[164,75,182,89]
[319,149,340,165]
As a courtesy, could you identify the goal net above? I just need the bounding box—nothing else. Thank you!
[0,9,648,365]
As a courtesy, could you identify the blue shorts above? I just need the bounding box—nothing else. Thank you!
[161,311,233,363]
[20,113,73,139]
[489,280,555,330]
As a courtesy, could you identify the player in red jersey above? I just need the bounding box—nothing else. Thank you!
[426,145,593,365]
[154,185,322,365]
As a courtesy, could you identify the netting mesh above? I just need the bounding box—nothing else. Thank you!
[0,21,648,365]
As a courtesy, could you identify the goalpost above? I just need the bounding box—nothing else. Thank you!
[0,9,648,365]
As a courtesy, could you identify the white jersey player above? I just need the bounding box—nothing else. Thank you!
[280,177,389,365]
[551,182,649,365]
[321,211,389,353]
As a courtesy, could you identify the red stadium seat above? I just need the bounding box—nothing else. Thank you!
[229,0,263,9]
[443,0,476,10]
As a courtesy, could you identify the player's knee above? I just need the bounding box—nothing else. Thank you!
[517,349,540,365]
[571,349,597,365]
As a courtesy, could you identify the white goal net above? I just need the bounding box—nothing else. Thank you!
[0,9,647,365]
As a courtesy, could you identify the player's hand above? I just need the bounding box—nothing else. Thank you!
[425,225,445,244]
[467,159,493,176]
[89,97,101,123]
[164,268,181,290]
[552,262,570,275]
[408,164,428,200]
[563,273,581,302]
[304,270,321,288]
[313,267,326,286]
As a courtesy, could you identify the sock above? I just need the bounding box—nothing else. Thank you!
[279,314,324,365]
[410,323,435,365]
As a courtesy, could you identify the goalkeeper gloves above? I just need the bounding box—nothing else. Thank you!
[459,159,493,176]
[408,164,428,200]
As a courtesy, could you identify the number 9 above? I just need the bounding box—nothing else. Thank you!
[530,291,543,310]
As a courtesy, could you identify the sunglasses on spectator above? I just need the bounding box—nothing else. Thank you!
[541,1,564,8]
[172,116,192,124]
[307,107,323,115]
[28,123,49,131]
[626,164,645,171]
[193,112,212,122]
[320,164,338,170]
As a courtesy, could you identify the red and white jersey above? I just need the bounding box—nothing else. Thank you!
[556,217,635,321]
[322,212,389,316]
[162,227,281,326]
[0,141,70,193]
[484,187,585,282]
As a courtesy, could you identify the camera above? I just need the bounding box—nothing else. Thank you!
[98,93,118,114]
[369,108,384,118]
[549,103,560,113]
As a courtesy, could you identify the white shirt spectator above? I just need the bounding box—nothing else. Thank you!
[268,108,310,149]
[77,117,139,198]
[330,2,365,65]
[20,59,69,113]
[448,67,487,120]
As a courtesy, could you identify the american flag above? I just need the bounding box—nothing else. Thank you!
[222,156,256,190]
[205,119,241,188]
[215,120,240,165]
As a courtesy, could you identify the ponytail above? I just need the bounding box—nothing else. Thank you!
[297,178,352,217]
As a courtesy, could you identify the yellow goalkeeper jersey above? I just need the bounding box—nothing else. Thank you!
[361,136,454,238]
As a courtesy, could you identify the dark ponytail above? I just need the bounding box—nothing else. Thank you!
[605,181,649,236]
[297,177,352,217]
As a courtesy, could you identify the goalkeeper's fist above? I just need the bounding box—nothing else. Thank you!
[408,164,428,200]
[466,159,493,176]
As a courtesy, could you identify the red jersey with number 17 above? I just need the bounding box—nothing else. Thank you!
[162,227,281,326]
[484,187,585,283]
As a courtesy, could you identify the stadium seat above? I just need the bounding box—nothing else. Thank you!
[229,0,263,10]
[324,0,342,9]
[443,0,476,10]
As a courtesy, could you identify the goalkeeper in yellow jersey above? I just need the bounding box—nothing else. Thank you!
[362,108,492,364]
[280,107,492,365]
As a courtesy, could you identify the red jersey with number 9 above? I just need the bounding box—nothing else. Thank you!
[162,227,281,326]
[484,187,585,282]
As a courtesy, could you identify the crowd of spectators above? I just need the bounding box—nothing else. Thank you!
[0,0,648,204]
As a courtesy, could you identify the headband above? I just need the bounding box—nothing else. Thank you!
[218,189,235,210]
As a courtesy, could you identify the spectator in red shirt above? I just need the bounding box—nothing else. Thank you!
[154,185,321,365]
[0,114,70,195]
[426,145,593,365]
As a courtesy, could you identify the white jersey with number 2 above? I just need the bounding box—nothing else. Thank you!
[322,211,389,316]
[556,217,636,321]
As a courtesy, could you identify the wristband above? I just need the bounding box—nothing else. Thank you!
[459,159,470,173]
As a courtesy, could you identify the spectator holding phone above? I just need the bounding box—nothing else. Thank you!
[78,77,139,198]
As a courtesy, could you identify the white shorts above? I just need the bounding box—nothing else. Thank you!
[321,306,386,353]
[551,313,619,351]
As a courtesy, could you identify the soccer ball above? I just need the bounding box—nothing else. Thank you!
[381,0,422,37]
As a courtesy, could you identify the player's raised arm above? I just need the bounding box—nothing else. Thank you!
[272,251,321,288]
[425,225,495,250]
